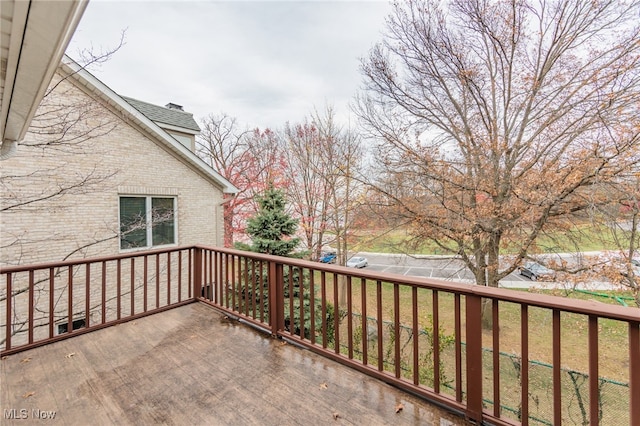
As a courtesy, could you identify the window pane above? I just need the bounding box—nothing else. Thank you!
[152,197,175,246]
[120,197,147,249]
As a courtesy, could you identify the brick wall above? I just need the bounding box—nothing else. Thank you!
[0,73,225,267]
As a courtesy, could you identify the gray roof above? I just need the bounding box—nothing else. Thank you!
[122,96,200,133]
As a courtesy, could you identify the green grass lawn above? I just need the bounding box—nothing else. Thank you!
[316,277,633,425]
[349,223,628,255]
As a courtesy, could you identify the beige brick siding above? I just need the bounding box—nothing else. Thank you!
[0,73,225,267]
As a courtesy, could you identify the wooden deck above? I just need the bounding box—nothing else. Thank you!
[1,302,468,425]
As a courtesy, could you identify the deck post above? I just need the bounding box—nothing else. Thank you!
[193,247,202,301]
[268,261,284,336]
[465,293,483,423]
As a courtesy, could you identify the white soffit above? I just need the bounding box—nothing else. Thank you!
[1,0,87,143]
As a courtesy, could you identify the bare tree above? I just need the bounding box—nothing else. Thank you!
[357,0,640,305]
[283,107,364,266]
[314,107,364,269]
[197,115,288,246]
[283,120,331,259]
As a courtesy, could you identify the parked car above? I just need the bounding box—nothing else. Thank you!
[319,252,337,264]
[618,258,640,277]
[519,262,555,281]
[346,256,368,268]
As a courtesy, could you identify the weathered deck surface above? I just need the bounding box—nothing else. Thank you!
[1,302,467,425]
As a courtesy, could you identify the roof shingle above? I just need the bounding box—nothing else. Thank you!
[122,96,200,132]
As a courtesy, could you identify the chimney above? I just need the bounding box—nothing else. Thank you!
[165,102,184,111]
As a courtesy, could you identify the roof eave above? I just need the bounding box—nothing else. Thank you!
[1,0,88,144]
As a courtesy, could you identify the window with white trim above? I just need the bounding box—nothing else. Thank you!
[119,196,176,249]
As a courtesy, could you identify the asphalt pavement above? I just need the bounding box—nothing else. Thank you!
[353,252,618,290]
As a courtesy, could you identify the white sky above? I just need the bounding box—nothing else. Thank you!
[67,0,392,130]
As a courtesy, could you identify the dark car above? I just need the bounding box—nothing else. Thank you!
[519,262,555,281]
[319,252,337,263]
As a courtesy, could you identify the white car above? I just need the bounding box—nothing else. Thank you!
[347,256,368,268]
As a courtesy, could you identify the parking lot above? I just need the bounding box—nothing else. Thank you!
[358,253,550,287]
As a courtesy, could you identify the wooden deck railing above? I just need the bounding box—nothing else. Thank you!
[2,245,639,425]
[1,246,195,356]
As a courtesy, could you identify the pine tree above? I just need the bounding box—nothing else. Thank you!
[242,187,300,256]
[237,187,334,341]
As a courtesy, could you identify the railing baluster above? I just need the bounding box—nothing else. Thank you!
[217,251,222,305]
[521,304,529,426]
[130,258,135,316]
[259,261,265,323]
[188,249,192,299]
[6,273,12,350]
[66,266,73,334]
[86,263,91,328]
[143,256,148,312]
[394,282,400,378]
[433,290,440,393]
[49,268,54,338]
[167,252,171,305]
[347,276,353,358]
[321,271,327,348]
[155,254,160,309]
[630,322,640,426]
[101,261,106,324]
[333,273,339,355]
[553,308,561,425]
[377,280,383,372]
[361,277,368,366]
[454,293,461,402]
[231,256,236,310]
[588,315,599,426]
[245,257,250,317]
[465,294,483,423]
[178,251,182,303]
[493,299,500,418]
[309,270,315,344]
[117,260,122,319]
[300,267,305,339]
[225,253,230,308]
[252,259,257,319]
[27,271,34,339]
[288,265,294,334]
[412,286,419,386]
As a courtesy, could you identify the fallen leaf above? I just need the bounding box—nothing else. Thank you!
[319,382,328,390]
[65,352,76,359]
[22,391,35,398]
[20,357,31,364]
[395,403,404,413]
[332,412,340,420]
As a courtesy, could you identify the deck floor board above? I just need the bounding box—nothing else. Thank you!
[2,303,468,425]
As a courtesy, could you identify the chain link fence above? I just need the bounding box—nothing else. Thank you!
[339,313,629,425]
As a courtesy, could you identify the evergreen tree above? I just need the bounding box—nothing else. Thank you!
[240,187,300,256]
[236,187,334,341]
